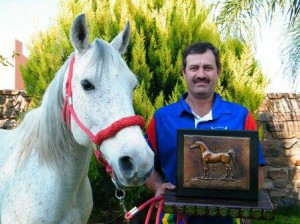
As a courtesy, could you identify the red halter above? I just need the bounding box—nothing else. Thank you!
[62,56,145,174]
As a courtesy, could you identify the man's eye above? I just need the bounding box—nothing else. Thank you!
[81,79,95,91]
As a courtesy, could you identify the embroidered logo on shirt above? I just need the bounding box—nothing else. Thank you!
[211,126,228,130]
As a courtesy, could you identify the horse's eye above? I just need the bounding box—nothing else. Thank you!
[81,79,95,91]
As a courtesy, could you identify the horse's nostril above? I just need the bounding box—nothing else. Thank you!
[119,156,134,178]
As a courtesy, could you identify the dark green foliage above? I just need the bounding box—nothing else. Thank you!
[252,205,300,224]
[88,156,118,210]
[20,0,268,220]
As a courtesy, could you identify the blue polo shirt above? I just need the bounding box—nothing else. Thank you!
[146,93,266,223]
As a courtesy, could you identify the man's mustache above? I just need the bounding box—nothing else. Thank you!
[192,77,210,83]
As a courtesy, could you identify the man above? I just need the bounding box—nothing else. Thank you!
[145,42,265,224]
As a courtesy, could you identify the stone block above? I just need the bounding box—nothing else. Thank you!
[257,112,271,122]
[261,139,282,157]
[6,98,16,108]
[5,108,17,119]
[287,190,298,199]
[266,122,284,132]
[0,119,5,127]
[267,121,300,135]
[265,157,290,168]
[262,180,274,189]
[269,99,287,113]
[261,127,274,139]
[1,119,17,129]
[271,131,295,139]
[273,180,288,188]
[286,121,300,132]
[285,145,300,157]
[290,166,300,180]
[281,138,298,149]
[287,93,300,99]
[0,95,6,105]
[286,112,300,121]
[263,147,280,157]
[292,188,300,201]
[290,155,300,166]
[292,180,300,188]
[0,89,20,95]
[285,149,293,157]
[280,99,294,112]
[268,188,288,197]
[267,93,284,99]
[267,168,287,180]
[290,99,300,111]
[271,196,297,207]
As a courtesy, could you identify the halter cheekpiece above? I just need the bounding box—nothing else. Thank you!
[62,56,145,174]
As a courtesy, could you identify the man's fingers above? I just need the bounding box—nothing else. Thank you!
[163,182,176,190]
[155,182,176,196]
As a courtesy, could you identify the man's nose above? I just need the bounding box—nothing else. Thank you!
[196,67,206,77]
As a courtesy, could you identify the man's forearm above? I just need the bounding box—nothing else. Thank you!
[145,170,164,193]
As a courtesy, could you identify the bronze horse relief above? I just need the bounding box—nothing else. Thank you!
[189,140,235,179]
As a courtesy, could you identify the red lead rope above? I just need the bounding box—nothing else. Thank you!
[125,195,187,224]
[125,195,164,224]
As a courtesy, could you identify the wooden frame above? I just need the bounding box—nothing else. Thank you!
[177,129,259,201]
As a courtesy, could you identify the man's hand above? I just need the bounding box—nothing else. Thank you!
[145,170,175,196]
[155,182,175,197]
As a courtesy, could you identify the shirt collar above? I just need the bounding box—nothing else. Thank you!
[177,93,192,117]
[211,93,231,119]
[177,93,231,119]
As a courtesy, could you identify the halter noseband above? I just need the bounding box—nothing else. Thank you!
[62,56,145,174]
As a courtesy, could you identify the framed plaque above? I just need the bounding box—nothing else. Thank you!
[177,129,259,201]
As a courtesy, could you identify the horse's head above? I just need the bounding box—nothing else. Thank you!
[63,14,154,188]
[189,139,207,152]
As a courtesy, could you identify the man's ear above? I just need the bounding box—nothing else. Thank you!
[181,67,186,76]
[217,68,221,77]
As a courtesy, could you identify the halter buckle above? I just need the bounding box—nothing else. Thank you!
[68,97,72,105]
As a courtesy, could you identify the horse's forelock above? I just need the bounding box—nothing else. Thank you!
[92,39,121,65]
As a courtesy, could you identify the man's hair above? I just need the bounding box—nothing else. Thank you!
[182,42,221,70]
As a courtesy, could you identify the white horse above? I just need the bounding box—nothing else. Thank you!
[0,14,154,223]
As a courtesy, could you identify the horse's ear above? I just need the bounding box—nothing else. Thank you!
[71,14,90,54]
[110,21,130,55]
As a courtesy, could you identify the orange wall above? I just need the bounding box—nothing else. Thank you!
[14,40,27,90]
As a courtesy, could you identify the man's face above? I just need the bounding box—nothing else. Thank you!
[182,50,220,99]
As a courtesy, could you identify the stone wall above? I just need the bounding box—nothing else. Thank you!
[258,93,300,207]
[0,89,31,129]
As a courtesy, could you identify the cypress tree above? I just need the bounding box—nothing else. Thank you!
[20,0,268,220]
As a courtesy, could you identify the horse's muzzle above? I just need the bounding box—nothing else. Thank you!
[113,157,154,188]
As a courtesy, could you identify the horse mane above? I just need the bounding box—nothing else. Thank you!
[10,39,130,170]
[10,55,80,169]
[194,139,206,146]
